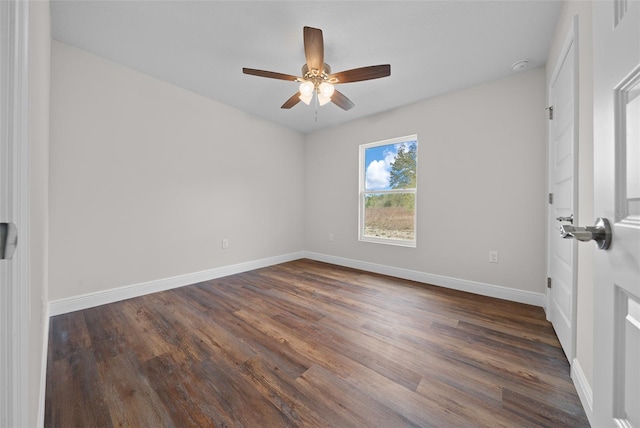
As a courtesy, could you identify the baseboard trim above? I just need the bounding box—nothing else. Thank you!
[49,250,546,316]
[571,357,594,425]
[49,251,306,316]
[303,251,546,308]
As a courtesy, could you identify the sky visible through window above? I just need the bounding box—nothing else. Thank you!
[365,140,417,190]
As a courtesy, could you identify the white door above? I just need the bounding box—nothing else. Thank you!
[593,1,640,426]
[0,1,29,426]
[547,21,577,363]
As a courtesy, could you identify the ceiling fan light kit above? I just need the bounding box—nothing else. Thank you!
[298,81,314,105]
[319,82,335,97]
[243,26,390,112]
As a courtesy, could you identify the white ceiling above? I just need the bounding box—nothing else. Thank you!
[50,1,563,134]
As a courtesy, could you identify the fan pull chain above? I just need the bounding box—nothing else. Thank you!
[314,91,318,122]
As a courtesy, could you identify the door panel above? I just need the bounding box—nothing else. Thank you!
[593,1,640,426]
[548,26,577,362]
[625,80,640,219]
[619,291,640,427]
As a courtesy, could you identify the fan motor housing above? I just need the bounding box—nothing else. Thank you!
[302,63,331,80]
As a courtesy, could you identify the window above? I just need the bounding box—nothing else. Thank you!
[359,135,418,247]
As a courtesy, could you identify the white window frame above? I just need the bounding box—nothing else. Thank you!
[358,135,418,247]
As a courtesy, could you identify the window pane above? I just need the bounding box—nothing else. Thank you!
[364,193,415,241]
[364,140,417,191]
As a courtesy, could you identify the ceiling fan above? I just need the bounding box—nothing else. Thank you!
[243,26,390,111]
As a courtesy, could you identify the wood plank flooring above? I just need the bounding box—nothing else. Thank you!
[45,259,589,427]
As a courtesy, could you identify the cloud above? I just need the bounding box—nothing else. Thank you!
[365,159,390,190]
[365,147,397,190]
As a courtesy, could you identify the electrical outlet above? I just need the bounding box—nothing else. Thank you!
[329,233,334,242]
[489,251,498,263]
[222,238,229,249]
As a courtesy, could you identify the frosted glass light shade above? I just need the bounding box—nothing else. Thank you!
[318,93,331,106]
[319,82,334,97]
[299,92,313,105]
[299,81,314,95]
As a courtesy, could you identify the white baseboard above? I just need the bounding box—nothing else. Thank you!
[48,251,306,316]
[303,251,546,308]
[571,357,594,425]
[49,250,546,316]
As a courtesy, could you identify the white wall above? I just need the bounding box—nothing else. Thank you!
[305,68,547,297]
[49,41,305,301]
[546,0,594,408]
[29,1,50,425]
[49,41,549,306]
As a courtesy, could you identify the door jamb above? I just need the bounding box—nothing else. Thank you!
[0,1,31,426]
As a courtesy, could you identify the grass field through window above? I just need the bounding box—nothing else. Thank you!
[364,206,415,241]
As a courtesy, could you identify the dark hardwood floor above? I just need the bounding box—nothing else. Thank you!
[45,259,589,427]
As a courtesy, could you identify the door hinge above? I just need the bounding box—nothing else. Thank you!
[547,277,552,288]
[546,106,554,120]
[548,193,553,204]
[0,222,18,260]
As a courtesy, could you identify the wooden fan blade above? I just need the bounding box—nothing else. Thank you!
[243,68,299,81]
[329,65,391,84]
[331,89,355,111]
[281,92,302,109]
[303,26,324,73]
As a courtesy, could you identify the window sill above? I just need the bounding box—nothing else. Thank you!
[358,236,416,248]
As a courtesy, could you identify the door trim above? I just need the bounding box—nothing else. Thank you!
[546,15,579,363]
[0,1,31,426]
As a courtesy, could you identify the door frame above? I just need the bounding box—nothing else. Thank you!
[546,15,579,363]
[0,0,31,426]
